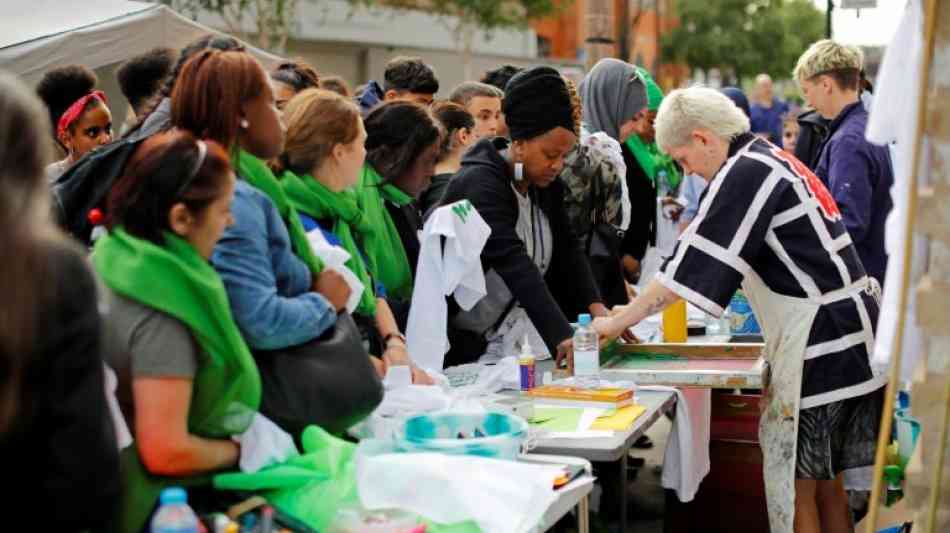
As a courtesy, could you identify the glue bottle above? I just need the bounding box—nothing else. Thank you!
[519,335,536,391]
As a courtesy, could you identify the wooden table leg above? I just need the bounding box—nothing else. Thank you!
[577,494,590,533]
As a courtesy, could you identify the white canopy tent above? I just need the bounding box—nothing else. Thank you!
[0,0,282,127]
[0,0,282,83]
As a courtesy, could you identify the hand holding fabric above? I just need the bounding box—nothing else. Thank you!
[313,269,351,311]
[232,413,300,473]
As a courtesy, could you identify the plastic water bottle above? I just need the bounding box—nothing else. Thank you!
[151,487,199,533]
[573,314,600,387]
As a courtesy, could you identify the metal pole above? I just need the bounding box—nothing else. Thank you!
[619,0,630,62]
[826,0,833,38]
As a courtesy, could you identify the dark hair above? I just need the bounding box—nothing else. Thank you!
[720,86,751,119]
[107,130,231,245]
[480,64,523,91]
[383,56,439,95]
[431,101,473,162]
[171,49,268,150]
[319,75,352,98]
[35,65,103,141]
[0,72,67,432]
[818,68,861,92]
[271,60,320,93]
[364,101,442,181]
[116,47,177,115]
[126,34,244,137]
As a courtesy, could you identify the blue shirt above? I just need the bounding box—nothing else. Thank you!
[814,101,894,286]
[678,174,708,224]
[750,97,788,144]
[212,181,336,350]
[299,213,388,300]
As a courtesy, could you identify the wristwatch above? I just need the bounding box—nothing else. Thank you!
[384,332,407,347]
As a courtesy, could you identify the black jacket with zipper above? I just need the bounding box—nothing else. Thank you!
[438,138,601,355]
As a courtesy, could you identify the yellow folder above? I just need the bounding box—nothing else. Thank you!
[590,404,647,431]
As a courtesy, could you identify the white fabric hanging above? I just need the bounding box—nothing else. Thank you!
[406,200,491,371]
[866,0,927,381]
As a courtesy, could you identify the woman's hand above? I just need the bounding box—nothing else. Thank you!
[370,355,387,378]
[409,366,435,385]
[382,343,435,385]
[621,254,641,283]
[313,269,351,312]
[592,315,625,343]
[555,338,574,372]
[589,302,610,318]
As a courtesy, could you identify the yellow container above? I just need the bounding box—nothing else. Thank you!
[662,299,688,343]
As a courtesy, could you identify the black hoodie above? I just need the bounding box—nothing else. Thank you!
[795,109,830,171]
[438,137,601,355]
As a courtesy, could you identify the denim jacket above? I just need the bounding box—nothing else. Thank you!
[212,180,336,350]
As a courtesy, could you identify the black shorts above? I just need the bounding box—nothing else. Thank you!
[796,385,885,480]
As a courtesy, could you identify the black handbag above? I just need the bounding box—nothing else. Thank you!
[584,174,628,307]
[253,313,384,438]
[584,172,624,258]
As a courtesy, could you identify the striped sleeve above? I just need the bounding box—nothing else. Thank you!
[658,155,785,316]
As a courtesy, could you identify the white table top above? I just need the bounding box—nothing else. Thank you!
[508,388,678,462]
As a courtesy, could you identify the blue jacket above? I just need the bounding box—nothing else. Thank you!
[212,181,336,350]
[814,101,894,286]
[357,80,386,117]
[750,98,788,144]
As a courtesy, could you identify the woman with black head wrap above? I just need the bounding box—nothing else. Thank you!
[438,66,605,367]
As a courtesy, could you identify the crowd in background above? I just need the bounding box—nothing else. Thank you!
[0,31,893,533]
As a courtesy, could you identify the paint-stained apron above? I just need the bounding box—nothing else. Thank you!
[741,271,871,532]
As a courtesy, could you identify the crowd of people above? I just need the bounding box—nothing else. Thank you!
[1,31,894,533]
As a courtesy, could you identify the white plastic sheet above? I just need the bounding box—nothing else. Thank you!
[356,452,562,533]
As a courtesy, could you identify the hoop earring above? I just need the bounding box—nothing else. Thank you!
[514,162,524,182]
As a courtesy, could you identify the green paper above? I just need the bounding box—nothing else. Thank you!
[530,407,585,432]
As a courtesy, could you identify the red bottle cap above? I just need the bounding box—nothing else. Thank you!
[88,208,104,226]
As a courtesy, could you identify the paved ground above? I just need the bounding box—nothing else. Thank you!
[551,415,672,533]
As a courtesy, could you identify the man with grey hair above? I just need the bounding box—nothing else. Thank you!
[449,81,504,139]
[795,39,893,288]
[750,73,789,143]
[575,86,886,533]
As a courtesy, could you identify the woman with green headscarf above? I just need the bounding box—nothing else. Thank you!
[275,89,433,384]
[620,67,684,285]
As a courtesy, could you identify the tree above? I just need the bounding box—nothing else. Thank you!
[360,0,561,80]
[159,0,303,54]
[661,0,824,84]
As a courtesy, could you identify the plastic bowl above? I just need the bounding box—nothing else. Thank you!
[398,411,528,460]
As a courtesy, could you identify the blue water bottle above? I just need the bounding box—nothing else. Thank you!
[151,487,199,533]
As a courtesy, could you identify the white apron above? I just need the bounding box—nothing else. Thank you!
[742,271,871,532]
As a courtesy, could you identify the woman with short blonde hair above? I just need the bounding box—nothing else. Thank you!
[590,86,886,533]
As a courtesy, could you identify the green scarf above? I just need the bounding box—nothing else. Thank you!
[625,68,682,192]
[281,170,377,316]
[636,66,664,112]
[93,227,261,533]
[625,136,682,192]
[354,164,414,302]
[234,150,324,274]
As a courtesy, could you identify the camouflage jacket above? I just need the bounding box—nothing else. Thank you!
[559,128,630,238]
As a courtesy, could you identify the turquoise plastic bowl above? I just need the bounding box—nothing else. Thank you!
[399,411,528,460]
